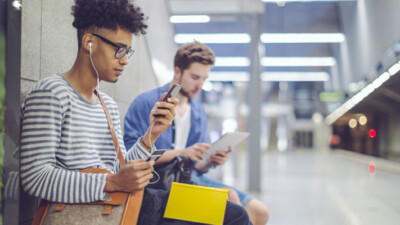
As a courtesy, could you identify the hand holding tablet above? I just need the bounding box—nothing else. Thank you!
[206,132,250,159]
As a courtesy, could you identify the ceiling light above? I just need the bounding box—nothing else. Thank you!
[215,57,251,67]
[261,33,345,43]
[170,15,210,23]
[174,33,251,44]
[261,72,329,82]
[208,72,249,82]
[261,57,336,67]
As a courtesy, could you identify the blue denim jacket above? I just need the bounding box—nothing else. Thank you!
[124,83,208,150]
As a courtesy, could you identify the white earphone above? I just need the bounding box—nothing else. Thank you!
[88,41,100,90]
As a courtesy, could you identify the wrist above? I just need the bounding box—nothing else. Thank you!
[104,174,118,192]
[140,136,152,151]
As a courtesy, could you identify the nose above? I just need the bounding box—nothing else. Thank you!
[198,79,205,89]
[119,54,129,66]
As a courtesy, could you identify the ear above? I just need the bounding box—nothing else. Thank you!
[174,66,182,80]
[81,33,93,52]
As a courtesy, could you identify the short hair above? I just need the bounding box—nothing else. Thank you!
[71,0,147,48]
[174,42,215,72]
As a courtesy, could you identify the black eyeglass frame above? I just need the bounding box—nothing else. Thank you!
[91,33,135,59]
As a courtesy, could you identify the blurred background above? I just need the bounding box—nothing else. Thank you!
[1,0,400,224]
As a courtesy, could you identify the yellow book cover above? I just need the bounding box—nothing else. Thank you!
[164,182,229,225]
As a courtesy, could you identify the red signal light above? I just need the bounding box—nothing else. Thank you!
[369,129,376,138]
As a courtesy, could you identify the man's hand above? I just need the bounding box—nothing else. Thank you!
[183,143,211,162]
[208,147,232,167]
[104,159,154,193]
[142,93,179,148]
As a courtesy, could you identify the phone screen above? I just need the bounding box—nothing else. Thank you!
[146,150,166,162]
[154,84,181,117]
[163,84,181,101]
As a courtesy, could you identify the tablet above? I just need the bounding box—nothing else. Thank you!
[206,132,250,158]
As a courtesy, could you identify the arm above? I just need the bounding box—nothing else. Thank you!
[123,96,152,150]
[155,142,211,164]
[107,95,179,193]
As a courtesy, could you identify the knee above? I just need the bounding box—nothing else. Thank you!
[246,200,269,225]
[226,188,241,205]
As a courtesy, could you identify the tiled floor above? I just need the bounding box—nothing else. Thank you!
[221,149,400,225]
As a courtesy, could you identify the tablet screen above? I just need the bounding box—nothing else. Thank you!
[206,132,249,159]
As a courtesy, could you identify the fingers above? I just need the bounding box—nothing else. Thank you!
[127,159,154,169]
[215,150,229,157]
[192,143,211,154]
[153,101,176,118]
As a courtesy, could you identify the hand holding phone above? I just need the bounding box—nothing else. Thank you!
[153,83,181,117]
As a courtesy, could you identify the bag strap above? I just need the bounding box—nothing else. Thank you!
[96,90,144,225]
[96,90,126,167]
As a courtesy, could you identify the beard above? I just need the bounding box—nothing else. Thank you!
[177,76,192,99]
[179,88,191,99]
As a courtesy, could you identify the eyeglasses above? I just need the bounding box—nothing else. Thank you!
[92,33,135,59]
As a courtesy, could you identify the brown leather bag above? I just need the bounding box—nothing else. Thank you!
[31,91,144,225]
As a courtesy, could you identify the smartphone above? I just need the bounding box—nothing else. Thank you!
[162,83,181,102]
[153,84,181,117]
[146,150,166,162]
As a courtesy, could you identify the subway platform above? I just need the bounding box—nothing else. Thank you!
[215,149,400,225]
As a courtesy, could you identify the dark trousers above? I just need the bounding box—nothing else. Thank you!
[138,188,252,225]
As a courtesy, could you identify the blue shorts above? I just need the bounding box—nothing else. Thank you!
[191,170,254,206]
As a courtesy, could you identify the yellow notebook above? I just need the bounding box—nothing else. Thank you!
[164,182,229,225]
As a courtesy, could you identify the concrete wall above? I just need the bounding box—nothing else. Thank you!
[21,0,159,127]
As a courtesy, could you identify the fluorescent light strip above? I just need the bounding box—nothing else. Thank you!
[215,57,251,67]
[207,71,329,82]
[261,57,336,67]
[174,33,251,44]
[170,15,210,23]
[325,69,395,125]
[388,63,400,76]
[262,72,329,82]
[208,72,250,82]
[261,33,345,43]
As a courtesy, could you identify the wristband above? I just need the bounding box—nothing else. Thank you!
[140,137,152,150]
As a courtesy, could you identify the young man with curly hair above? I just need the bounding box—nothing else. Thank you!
[124,42,269,225]
[20,0,251,224]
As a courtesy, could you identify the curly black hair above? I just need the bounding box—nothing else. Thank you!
[71,0,147,47]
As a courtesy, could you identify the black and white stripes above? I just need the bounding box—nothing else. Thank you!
[20,74,152,203]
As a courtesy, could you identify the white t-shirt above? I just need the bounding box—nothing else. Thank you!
[174,105,191,150]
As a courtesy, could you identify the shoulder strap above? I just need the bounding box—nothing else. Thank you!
[96,90,125,166]
[96,90,144,225]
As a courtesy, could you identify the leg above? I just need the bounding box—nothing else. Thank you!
[245,199,269,225]
[226,188,241,205]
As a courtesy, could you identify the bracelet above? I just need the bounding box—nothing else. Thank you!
[140,137,152,150]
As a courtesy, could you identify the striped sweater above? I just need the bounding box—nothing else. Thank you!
[20,74,153,203]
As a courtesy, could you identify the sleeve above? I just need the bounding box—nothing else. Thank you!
[123,95,153,150]
[20,90,107,203]
[109,103,153,171]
